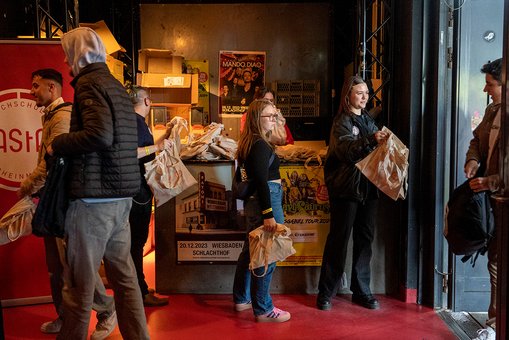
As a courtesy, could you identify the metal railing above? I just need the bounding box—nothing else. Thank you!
[34,0,78,38]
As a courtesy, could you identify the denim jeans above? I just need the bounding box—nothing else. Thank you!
[318,198,377,299]
[44,236,115,321]
[233,181,284,316]
[58,199,149,340]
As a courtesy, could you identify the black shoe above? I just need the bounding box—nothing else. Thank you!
[316,296,332,311]
[351,294,380,309]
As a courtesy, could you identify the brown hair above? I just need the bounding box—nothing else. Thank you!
[338,75,367,114]
[253,86,274,100]
[236,98,275,163]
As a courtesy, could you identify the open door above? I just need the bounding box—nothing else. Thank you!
[450,0,504,314]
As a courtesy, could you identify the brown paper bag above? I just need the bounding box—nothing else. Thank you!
[355,126,409,201]
[270,109,287,146]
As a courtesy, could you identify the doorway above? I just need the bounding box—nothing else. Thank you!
[440,0,504,338]
[450,0,504,313]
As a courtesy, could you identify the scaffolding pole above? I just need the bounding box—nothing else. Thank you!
[355,0,392,116]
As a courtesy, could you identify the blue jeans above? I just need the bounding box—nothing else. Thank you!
[58,199,149,340]
[233,181,284,316]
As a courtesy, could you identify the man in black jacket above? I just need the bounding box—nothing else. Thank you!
[48,27,149,340]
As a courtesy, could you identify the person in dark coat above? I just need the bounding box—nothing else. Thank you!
[316,75,388,311]
[48,27,149,340]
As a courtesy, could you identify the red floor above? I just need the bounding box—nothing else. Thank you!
[2,252,457,340]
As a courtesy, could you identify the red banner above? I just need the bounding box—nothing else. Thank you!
[0,41,73,301]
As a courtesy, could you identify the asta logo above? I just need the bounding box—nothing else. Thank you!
[0,88,43,191]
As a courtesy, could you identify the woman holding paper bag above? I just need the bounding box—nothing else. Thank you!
[317,76,388,311]
[232,99,291,323]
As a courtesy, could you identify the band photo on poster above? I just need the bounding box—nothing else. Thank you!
[219,50,266,114]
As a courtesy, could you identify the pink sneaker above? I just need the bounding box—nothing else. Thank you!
[255,307,291,323]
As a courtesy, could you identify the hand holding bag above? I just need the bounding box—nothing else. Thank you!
[31,156,69,238]
[355,126,409,200]
[0,196,36,245]
[248,224,296,277]
[145,139,198,207]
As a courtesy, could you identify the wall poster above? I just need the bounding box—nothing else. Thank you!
[175,161,246,263]
[218,51,266,115]
[175,160,330,266]
[279,163,330,266]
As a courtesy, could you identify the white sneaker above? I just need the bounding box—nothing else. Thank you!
[234,301,252,312]
[90,311,117,340]
[473,327,496,340]
[40,318,63,333]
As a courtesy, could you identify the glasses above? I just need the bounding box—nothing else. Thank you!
[261,114,278,120]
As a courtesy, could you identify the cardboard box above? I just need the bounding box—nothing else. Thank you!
[150,106,191,141]
[220,114,242,141]
[138,48,184,74]
[80,20,125,83]
[139,73,199,104]
[106,55,124,84]
[80,20,125,55]
[138,73,191,88]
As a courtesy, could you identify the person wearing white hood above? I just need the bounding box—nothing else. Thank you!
[47,27,150,340]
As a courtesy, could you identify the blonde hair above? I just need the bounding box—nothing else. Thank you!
[338,75,366,114]
[236,99,275,163]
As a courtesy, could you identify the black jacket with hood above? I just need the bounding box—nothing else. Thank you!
[51,27,140,198]
[324,109,379,202]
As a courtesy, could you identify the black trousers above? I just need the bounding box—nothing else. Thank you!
[129,197,152,297]
[318,198,377,299]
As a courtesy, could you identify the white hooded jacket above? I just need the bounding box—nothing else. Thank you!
[61,27,106,77]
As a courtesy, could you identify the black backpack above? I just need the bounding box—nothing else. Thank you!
[444,180,495,266]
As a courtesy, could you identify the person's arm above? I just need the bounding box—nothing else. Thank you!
[330,115,378,164]
[245,140,274,223]
[136,123,173,159]
[464,107,497,179]
[136,144,160,159]
[52,83,114,155]
[18,109,71,197]
[464,124,482,178]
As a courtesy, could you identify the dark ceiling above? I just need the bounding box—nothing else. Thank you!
[0,0,355,88]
